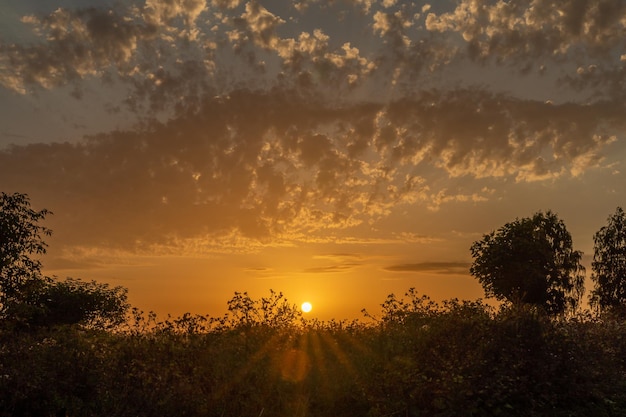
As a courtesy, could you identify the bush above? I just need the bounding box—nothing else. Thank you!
[2,290,626,417]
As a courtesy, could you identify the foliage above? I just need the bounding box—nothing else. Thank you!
[29,278,129,329]
[470,211,585,315]
[0,192,51,317]
[3,195,626,415]
[590,207,626,313]
[3,289,626,417]
[3,276,130,331]
[226,289,302,328]
[0,193,129,330]
[373,287,440,324]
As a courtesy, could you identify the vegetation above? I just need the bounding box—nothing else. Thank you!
[4,194,626,416]
[591,207,626,313]
[0,192,51,320]
[0,192,129,330]
[3,290,626,417]
[470,211,585,315]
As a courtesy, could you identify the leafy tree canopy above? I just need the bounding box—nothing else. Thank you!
[590,207,626,312]
[15,277,130,330]
[0,192,51,315]
[1,192,128,330]
[470,211,585,315]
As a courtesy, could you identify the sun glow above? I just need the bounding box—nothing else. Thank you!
[301,301,312,313]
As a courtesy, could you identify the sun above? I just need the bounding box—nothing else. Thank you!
[301,302,312,313]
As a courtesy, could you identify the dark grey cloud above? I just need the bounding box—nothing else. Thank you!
[304,264,360,273]
[314,253,362,260]
[384,262,471,275]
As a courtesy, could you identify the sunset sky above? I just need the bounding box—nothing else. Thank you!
[1,0,625,321]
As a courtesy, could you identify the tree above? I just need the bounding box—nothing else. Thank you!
[0,192,129,329]
[21,278,130,329]
[470,211,585,315]
[0,192,51,316]
[590,207,626,312]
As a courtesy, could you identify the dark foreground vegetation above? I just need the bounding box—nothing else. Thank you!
[3,192,626,416]
[3,290,626,417]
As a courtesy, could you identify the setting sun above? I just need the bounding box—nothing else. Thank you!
[301,302,312,313]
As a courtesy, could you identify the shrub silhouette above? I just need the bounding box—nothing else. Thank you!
[3,289,626,417]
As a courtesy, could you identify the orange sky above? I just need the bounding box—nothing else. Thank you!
[1,0,625,321]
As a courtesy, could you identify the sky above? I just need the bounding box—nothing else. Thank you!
[1,0,625,321]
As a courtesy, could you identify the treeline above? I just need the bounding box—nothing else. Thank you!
[2,290,626,417]
[3,193,626,416]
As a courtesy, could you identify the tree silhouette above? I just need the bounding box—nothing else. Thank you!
[0,192,51,319]
[470,211,585,315]
[0,192,128,329]
[27,278,129,329]
[590,207,626,313]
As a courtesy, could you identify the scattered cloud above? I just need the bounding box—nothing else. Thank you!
[0,86,622,254]
[1,0,625,257]
[3,0,626,105]
[425,0,626,62]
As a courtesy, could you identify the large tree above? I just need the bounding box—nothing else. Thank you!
[590,207,626,312]
[470,211,585,315]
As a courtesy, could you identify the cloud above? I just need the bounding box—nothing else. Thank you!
[392,232,442,244]
[230,2,286,50]
[426,188,491,212]
[561,64,626,101]
[1,1,625,256]
[224,1,377,90]
[0,7,154,93]
[384,262,471,275]
[304,264,360,273]
[143,0,207,27]
[3,0,626,107]
[0,87,621,253]
[312,253,363,261]
[0,1,380,110]
[381,89,624,181]
[425,0,626,62]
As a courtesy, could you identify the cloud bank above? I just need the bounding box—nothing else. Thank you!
[1,0,624,254]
